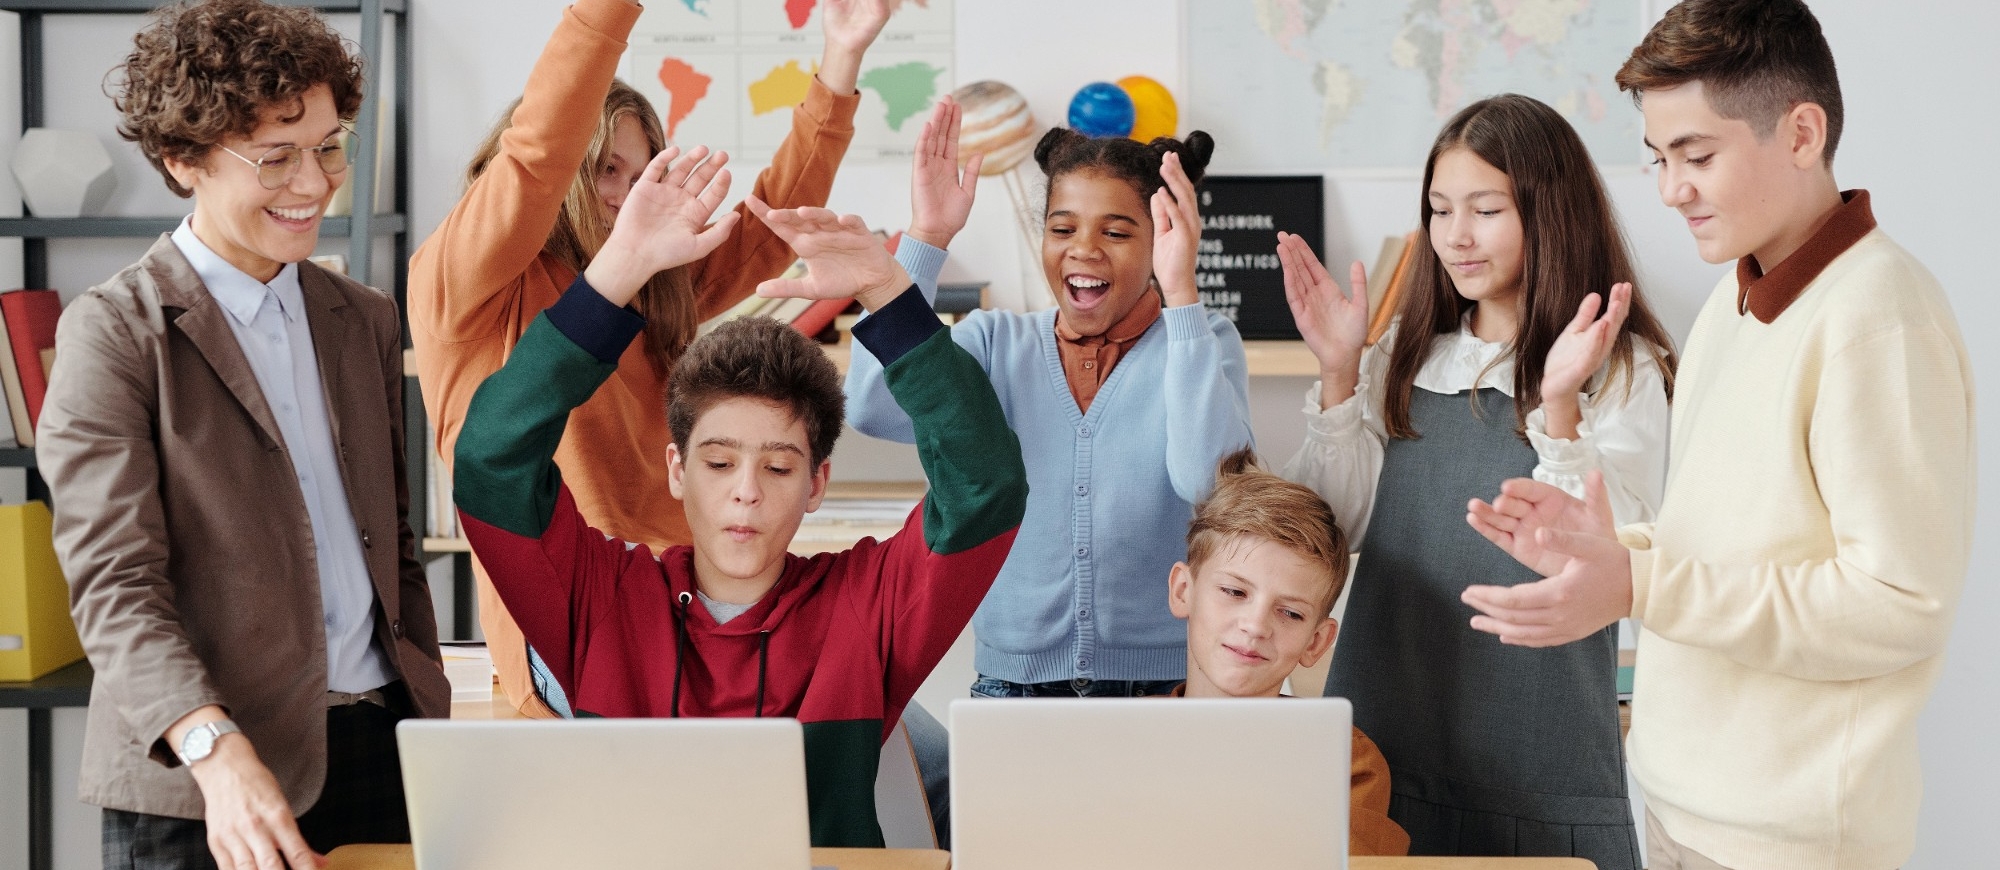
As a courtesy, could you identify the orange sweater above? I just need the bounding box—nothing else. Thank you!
[408,0,858,715]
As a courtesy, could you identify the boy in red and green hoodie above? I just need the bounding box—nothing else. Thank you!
[451,145,1026,847]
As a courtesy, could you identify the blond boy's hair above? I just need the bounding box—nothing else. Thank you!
[1185,448,1349,617]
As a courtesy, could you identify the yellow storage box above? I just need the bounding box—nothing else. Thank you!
[0,501,84,681]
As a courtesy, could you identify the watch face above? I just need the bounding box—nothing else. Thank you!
[183,725,217,763]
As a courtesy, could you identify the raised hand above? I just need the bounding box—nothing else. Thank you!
[907,96,980,250]
[819,0,895,94]
[1461,471,1631,647]
[1148,151,1203,309]
[584,145,738,307]
[1540,283,1632,419]
[745,195,911,312]
[1277,232,1369,405]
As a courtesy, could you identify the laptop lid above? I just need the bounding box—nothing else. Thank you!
[949,697,1352,870]
[397,718,811,870]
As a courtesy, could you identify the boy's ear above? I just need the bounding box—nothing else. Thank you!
[665,442,687,501]
[1297,617,1339,669]
[802,458,831,513]
[1780,101,1831,170]
[1167,561,1193,619]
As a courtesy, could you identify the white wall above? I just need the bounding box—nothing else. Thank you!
[4,0,1994,867]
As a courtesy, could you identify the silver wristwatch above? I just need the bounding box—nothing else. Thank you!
[177,720,242,766]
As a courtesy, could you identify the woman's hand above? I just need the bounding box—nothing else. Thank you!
[583,145,738,307]
[1540,283,1631,438]
[746,196,911,313]
[907,96,980,250]
[1277,231,1369,407]
[1149,151,1203,309]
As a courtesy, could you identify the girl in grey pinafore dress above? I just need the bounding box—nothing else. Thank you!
[1276,94,1680,870]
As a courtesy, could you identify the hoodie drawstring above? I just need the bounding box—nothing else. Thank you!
[755,630,771,718]
[672,591,693,718]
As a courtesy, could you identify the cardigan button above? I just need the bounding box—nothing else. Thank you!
[1078,426,1091,437]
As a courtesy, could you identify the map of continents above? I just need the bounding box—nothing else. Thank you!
[1190,0,1642,170]
[658,56,942,133]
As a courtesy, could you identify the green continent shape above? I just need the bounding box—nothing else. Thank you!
[858,62,944,132]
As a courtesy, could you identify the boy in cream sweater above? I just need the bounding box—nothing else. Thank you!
[1459,1,1974,868]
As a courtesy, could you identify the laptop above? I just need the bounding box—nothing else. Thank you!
[397,719,812,870]
[950,697,1353,870]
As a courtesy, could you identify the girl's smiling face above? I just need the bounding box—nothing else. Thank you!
[1426,146,1526,310]
[1042,170,1158,337]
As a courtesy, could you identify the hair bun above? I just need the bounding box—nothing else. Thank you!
[1034,127,1087,174]
[1147,130,1214,185]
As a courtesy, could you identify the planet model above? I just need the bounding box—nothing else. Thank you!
[1067,82,1135,138]
[1117,75,1178,142]
[953,80,1039,176]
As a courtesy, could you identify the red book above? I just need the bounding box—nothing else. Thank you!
[0,290,62,430]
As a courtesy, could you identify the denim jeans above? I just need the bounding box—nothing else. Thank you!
[969,675,1183,698]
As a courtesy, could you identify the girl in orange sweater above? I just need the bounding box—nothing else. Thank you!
[409,0,891,716]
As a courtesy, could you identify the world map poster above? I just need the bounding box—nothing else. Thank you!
[627,0,954,164]
[1189,0,1645,173]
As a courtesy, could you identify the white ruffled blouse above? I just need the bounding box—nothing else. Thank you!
[1280,320,1672,547]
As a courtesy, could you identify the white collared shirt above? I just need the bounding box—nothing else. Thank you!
[1281,317,1672,546]
[171,219,395,694]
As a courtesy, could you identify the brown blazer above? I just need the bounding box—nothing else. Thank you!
[37,235,450,819]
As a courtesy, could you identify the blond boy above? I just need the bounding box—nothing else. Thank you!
[1166,448,1409,857]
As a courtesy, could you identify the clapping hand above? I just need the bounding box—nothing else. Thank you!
[1462,471,1632,647]
[1540,283,1632,410]
[1277,232,1369,404]
[745,195,911,313]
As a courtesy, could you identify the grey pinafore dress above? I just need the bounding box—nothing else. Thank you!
[1325,387,1638,869]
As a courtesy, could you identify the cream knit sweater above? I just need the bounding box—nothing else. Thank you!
[1619,228,1974,869]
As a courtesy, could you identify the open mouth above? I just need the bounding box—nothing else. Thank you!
[1064,275,1111,309]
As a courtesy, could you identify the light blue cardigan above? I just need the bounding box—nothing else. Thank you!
[847,237,1254,683]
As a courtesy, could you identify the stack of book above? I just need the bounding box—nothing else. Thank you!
[1365,231,1421,346]
[0,288,61,449]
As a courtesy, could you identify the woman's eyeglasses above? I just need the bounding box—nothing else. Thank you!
[216,131,352,191]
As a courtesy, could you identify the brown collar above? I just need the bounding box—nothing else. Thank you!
[1054,291,1161,345]
[1735,189,1875,323]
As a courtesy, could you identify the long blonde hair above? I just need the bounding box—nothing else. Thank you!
[466,79,697,377]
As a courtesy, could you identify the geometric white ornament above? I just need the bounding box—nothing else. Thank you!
[10,128,116,218]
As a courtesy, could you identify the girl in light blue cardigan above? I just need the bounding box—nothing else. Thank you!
[847,107,1252,697]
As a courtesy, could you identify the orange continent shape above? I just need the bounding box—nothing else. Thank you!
[656,57,714,139]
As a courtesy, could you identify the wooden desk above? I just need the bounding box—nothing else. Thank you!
[0,658,92,870]
[1356,860,1595,869]
[327,844,950,869]
[329,845,1587,869]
